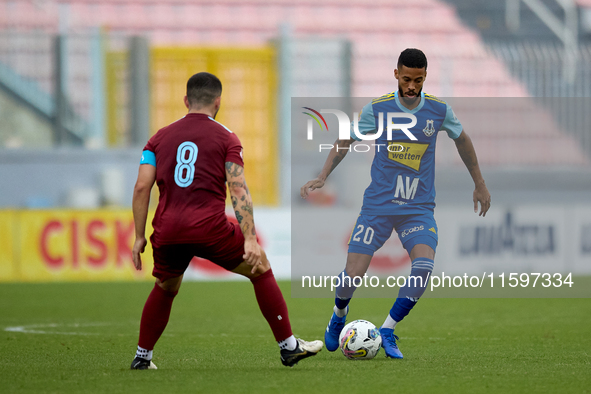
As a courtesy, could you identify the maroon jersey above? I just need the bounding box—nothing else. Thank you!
[143,113,244,246]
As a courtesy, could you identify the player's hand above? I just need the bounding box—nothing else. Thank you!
[473,183,491,217]
[132,237,147,271]
[300,177,325,199]
[243,237,262,274]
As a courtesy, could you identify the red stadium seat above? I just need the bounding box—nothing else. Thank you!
[9,0,585,166]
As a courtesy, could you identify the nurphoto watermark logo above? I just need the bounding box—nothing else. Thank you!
[302,107,417,153]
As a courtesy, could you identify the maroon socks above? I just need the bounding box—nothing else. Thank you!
[138,283,178,350]
[250,269,293,342]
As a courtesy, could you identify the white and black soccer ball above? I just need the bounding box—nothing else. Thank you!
[338,319,382,360]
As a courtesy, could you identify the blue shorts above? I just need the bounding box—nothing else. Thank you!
[347,212,438,256]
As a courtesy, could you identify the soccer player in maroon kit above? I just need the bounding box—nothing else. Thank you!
[130,72,322,369]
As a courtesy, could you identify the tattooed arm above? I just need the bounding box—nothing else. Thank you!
[300,137,354,199]
[225,161,261,272]
[454,131,491,217]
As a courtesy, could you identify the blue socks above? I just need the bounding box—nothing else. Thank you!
[334,269,356,312]
[334,257,435,325]
[389,258,434,322]
[389,297,417,322]
[335,297,350,310]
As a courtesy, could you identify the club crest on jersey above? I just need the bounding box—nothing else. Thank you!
[423,119,436,137]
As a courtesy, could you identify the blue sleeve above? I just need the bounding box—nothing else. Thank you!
[140,150,156,167]
[350,102,377,141]
[441,104,463,139]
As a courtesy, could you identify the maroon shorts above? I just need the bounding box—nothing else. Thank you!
[152,222,245,282]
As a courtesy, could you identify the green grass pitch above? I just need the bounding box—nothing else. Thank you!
[1,281,590,393]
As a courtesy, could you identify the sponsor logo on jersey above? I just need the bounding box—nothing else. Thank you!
[394,175,419,200]
[429,227,437,234]
[401,225,424,238]
[387,142,428,171]
[391,200,408,205]
[423,119,436,137]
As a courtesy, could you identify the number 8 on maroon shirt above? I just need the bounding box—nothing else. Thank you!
[141,113,246,280]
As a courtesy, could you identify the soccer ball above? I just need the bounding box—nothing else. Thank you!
[338,319,382,360]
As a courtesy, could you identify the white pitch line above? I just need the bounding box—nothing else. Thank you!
[4,327,97,335]
[4,323,111,336]
[2,323,270,338]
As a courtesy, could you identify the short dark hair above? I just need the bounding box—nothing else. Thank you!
[397,48,428,70]
[186,72,222,107]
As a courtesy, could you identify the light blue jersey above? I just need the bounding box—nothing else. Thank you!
[351,91,462,215]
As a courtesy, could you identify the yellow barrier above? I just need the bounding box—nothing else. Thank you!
[106,46,279,206]
[0,210,17,281]
[0,210,154,283]
[105,51,128,148]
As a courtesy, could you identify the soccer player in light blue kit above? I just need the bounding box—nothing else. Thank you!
[301,49,491,358]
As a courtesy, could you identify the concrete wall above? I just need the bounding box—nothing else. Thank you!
[0,148,141,208]
[2,148,591,209]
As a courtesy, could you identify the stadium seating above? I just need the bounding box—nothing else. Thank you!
[0,0,531,98]
[0,1,525,94]
[0,0,587,165]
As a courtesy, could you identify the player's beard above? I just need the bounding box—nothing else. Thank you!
[212,107,219,119]
[399,88,422,106]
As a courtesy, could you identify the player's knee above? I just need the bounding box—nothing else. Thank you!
[233,250,271,279]
[238,264,269,280]
[345,253,372,278]
[407,238,436,260]
[251,264,270,279]
[344,267,365,279]
[251,254,271,278]
[156,275,183,293]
